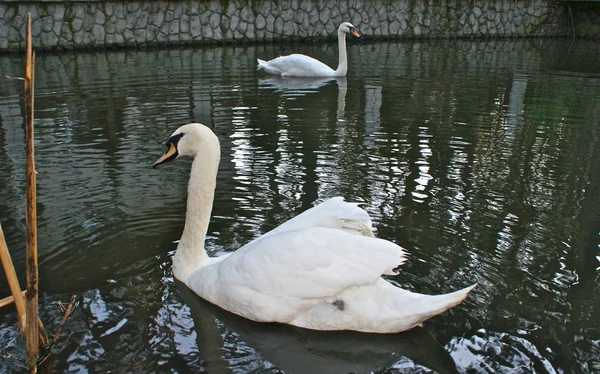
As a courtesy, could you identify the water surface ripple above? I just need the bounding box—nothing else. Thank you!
[1,39,599,373]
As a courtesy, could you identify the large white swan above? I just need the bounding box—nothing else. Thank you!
[257,22,360,77]
[153,123,476,333]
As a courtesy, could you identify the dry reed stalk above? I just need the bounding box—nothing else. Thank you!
[0,294,22,308]
[23,13,39,372]
[50,295,77,349]
[0,225,27,327]
[0,226,48,347]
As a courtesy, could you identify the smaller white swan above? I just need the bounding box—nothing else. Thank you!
[153,123,476,334]
[257,22,360,77]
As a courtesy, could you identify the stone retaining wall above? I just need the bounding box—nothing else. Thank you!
[0,0,598,51]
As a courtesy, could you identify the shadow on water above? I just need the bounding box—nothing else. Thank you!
[258,76,348,122]
[176,280,459,374]
[258,76,345,91]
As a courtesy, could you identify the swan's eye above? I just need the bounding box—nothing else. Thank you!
[168,132,185,147]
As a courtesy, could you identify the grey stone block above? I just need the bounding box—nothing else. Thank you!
[73,30,84,44]
[308,8,319,25]
[134,28,146,41]
[71,16,83,32]
[60,27,73,46]
[239,20,248,33]
[210,13,221,29]
[127,10,140,29]
[8,27,20,44]
[227,2,237,17]
[53,6,66,22]
[6,6,23,25]
[127,3,140,13]
[283,20,295,35]
[380,20,389,35]
[230,14,240,31]
[304,0,315,13]
[42,16,54,33]
[42,30,59,46]
[246,24,256,39]
[190,15,201,37]
[95,10,106,25]
[256,14,266,30]
[157,30,168,43]
[274,16,284,34]
[105,16,116,34]
[116,18,127,34]
[201,9,211,24]
[301,12,310,30]
[82,32,94,46]
[241,6,254,23]
[31,18,42,37]
[149,10,164,27]
[147,24,159,41]
[202,23,214,38]
[114,5,125,19]
[180,32,192,42]
[260,2,272,17]
[160,20,170,36]
[105,2,114,17]
[209,1,221,13]
[389,20,400,34]
[105,32,115,44]
[181,14,190,33]
[0,21,9,38]
[173,3,183,19]
[165,10,174,22]
[266,13,275,32]
[136,11,149,29]
[92,24,105,40]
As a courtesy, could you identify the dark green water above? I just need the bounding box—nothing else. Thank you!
[0,39,599,373]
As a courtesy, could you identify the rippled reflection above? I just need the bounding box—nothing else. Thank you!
[176,280,460,374]
[1,39,599,373]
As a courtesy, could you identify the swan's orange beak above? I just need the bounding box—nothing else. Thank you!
[350,28,360,38]
[153,142,178,168]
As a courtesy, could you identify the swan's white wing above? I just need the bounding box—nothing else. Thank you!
[262,197,376,239]
[222,227,407,300]
[261,54,335,77]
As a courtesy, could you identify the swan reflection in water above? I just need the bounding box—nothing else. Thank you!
[176,281,459,374]
[258,76,347,121]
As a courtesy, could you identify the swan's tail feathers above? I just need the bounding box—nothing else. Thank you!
[257,58,268,71]
[411,284,476,325]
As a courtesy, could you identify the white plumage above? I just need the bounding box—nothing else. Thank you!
[153,123,475,333]
[257,22,361,77]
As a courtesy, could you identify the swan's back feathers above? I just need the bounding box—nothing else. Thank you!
[221,227,407,300]
[263,197,376,239]
[257,54,335,77]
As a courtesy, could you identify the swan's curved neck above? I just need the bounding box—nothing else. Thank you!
[334,30,348,77]
[173,148,220,282]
